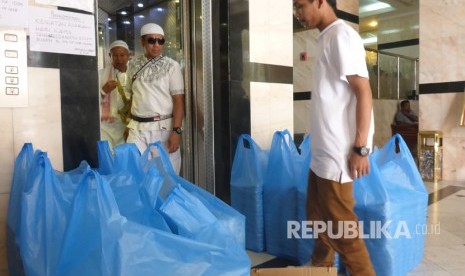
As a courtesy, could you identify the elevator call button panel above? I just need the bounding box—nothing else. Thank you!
[0,28,28,107]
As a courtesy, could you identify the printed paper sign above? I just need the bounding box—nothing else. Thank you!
[29,7,96,56]
[0,0,28,28]
[35,0,93,13]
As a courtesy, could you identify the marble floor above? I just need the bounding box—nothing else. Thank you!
[247,180,465,275]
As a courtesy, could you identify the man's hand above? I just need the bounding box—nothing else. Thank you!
[168,131,181,153]
[348,152,370,179]
[102,80,117,94]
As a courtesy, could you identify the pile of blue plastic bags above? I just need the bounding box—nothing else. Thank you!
[7,141,250,276]
[231,131,428,276]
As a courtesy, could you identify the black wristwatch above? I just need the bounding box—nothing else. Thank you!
[353,146,370,157]
[173,127,183,135]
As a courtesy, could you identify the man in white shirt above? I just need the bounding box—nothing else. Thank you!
[126,23,184,174]
[294,0,375,275]
[100,40,131,149]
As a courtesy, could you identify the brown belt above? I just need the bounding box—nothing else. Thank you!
[131,114,172,123]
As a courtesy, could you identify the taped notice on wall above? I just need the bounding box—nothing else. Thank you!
[35,0,93,13]
[29,7,96,56]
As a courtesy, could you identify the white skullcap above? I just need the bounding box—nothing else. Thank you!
[140,23,164,37]
[109,40,129,51]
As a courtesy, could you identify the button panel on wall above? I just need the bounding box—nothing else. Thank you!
[0,28,28,107]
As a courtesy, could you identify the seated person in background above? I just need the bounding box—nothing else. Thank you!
[395,100,418,125]
[392,100,418,161]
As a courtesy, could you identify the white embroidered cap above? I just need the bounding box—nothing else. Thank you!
[109,40,129,51]
[140,23,164,37]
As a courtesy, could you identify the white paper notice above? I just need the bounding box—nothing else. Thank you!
[29,7,96,56]
[35,0,93,13]
[0,0,28,28]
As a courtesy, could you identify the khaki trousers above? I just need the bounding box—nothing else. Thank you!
[306,170,375,276]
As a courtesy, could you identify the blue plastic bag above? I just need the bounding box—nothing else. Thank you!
[7,143,34,239]
[55,167,251,276]
[230,134,268,252]
[7,143,33,276]
[18,151,77,276]
[263,130,312,264]
[140,142,247,248]
[10,142,251,275]
[160,184,245,257]
[354,134,428,276]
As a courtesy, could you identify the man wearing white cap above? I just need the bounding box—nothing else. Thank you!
[126,23,184,174]
[100,40,131,149]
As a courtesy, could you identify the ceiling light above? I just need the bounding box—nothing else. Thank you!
[121,11,127,15]
[369,20,378,27]
[123,20,131,25]
[359,1,394,16]
[360,2,391,13]
[137,3,144,8]
[157,8,163,12]
[139,15,145,18]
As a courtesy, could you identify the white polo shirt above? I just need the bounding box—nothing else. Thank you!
[310,19,374,183]
[127,55,184,130]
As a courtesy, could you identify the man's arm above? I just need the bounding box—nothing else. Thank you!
[347,75,372,179]
[167,94,184,153]
[404,110,418,122]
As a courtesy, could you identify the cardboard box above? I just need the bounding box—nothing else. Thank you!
[251,266,337,276]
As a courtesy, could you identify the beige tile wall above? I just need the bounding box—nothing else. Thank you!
[249,0,294,148]
[0,67,63,273]
[249,0,293,67]
[419,0,465,181]
[0,194,8,275]
[251,82,294,150]
[419,93,465,181]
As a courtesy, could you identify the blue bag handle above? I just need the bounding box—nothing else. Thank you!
[97,140,114,175]
[113,143,144,174]
[390,134,425,192]
[237,134,263,169]
[239,134,257,152]
[393,134,416,162]
[141,141,177,176]
[298,134,311,158]
[81,168,120,219]
[231,134,267,191]
[275,129,299,154]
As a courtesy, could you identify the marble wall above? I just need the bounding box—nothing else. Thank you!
[419,0,465,181]
[243,0,294,148]
[249,0,293,67]
[251,82,294,148]
[0,68,63,275]
[420,1,465,84]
